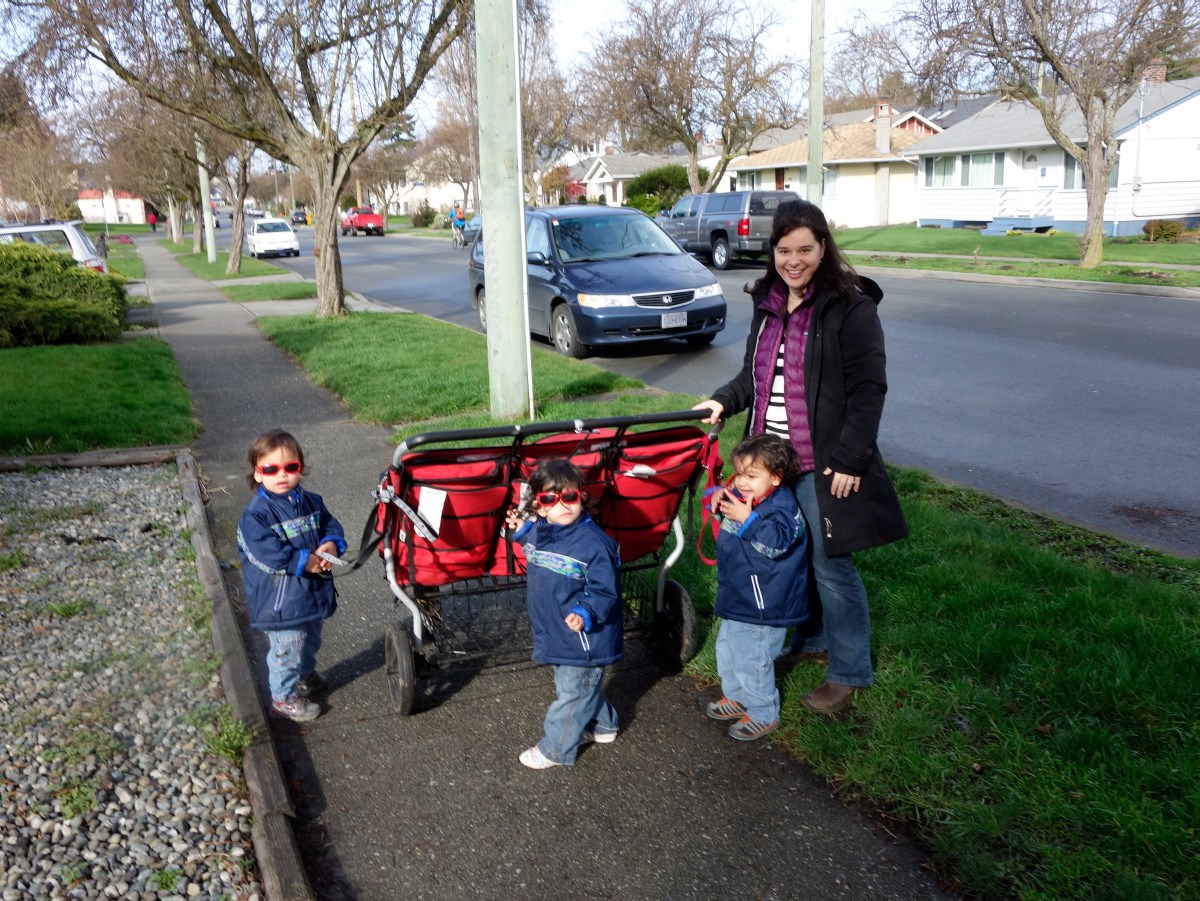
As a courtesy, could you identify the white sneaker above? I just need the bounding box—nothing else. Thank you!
[583,730,618,744]
[519,746,561,769]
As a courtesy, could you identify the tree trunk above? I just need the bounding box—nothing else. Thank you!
[226,155,250,275]
[306,153,353,318]
[1079,136,1110,269]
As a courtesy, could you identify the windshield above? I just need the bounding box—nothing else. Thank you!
[259,222,291,233]
[551,214,681,262]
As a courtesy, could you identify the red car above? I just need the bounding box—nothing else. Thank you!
[340,206,386,236]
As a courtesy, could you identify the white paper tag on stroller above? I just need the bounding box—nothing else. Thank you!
[418,486,447,535]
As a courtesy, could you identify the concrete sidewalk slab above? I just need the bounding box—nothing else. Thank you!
[138,236,957,901]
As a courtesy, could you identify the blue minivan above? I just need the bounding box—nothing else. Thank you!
[467,205,726,358]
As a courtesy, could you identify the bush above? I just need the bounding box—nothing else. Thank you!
[626,164,706,212]
[0,279,122,347]
[624,193,663,217]
[1142,219,1183,242]
[410,199,437,228]
[0,243,127,323]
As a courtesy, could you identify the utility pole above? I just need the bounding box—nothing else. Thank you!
[807,0,825,208]
[476,0,534,420]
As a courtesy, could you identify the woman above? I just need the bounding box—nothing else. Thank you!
[694,200,907,714]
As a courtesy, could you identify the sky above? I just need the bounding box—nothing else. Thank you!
[549,0,888,72]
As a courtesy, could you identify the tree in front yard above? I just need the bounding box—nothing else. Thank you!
[904,0,1200,268]
[16,0,469,317]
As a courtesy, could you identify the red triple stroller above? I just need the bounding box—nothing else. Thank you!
[366,410,722,714]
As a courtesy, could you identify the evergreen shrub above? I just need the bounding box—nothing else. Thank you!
[1142,219,1182,242]
[0,279,122,347]
[410,199,437,228]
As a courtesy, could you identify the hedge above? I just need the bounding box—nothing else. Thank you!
[0,242,128,324]
[0,279,123,347]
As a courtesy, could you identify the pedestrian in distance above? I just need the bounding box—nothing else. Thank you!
[147,210,157,232]
[505,459,622,769]
[705,433,808,741]
[237,429,347,723]
[694,199,907,715]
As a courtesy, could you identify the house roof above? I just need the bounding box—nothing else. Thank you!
[908,77,1200,154]
[581,152,690,181]
[729,122,930,171]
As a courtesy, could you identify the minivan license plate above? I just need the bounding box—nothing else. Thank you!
[661,311,687,328]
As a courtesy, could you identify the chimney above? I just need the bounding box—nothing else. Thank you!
[1141,58,1167,83]
[875,98,891,154]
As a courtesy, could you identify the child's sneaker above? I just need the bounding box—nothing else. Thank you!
[270,696,321,723]
[728,715,779,741]
[582,729,618,744]
[519,746,561,769]
[706,697,747,721]
[297,672,328,698]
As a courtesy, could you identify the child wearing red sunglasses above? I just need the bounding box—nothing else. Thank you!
[236,430,346,723]
[505,459,622,769]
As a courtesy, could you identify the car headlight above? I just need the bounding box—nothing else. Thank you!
[694,282,723,298]
[577,293,636,308]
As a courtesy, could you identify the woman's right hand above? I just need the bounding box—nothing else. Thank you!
[692,399,724,425]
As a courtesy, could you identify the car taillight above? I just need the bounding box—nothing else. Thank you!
[85,259,108,274]
[737,218,749,237]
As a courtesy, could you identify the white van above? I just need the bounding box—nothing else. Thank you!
[0,221,109,273]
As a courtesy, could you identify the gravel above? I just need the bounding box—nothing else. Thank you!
[0,465,264,901]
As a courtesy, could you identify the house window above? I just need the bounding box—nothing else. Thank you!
[924,155,954,187]
[960,152,1005,187]
[1064,152,1119,189]
[823,167,837,199]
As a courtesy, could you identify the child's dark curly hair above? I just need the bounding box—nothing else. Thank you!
[517,458,587,519]
[246,429,305,489]
[731,433,800,483]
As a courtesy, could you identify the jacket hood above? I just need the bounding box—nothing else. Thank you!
[857,275,883,305]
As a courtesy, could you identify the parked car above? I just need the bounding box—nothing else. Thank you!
[246,217,300,258]
[245,207,265,218]
[290,210,308,225]
[341,205,386,236]
[461,214,482,246]
[660,189,801,269]
[467,205,726,358]
[0,221,108,273]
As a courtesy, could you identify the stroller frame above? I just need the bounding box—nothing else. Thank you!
[370,409,721,714]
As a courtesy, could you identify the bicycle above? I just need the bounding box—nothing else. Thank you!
[450,223,466,249]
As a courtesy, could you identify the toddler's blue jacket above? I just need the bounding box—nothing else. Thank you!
[512,514,623,667]
[237,486,347,631]
[714,487,809,626]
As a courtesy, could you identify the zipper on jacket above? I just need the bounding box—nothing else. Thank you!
[751,574,765,610]
[824,517,833,539]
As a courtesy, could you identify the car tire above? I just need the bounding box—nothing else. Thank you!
[476,288,488,333]
[293,250,300,257]
[552,305,587,359]
[711,236,731,270]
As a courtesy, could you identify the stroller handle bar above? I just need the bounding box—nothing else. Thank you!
[392,408,723,466]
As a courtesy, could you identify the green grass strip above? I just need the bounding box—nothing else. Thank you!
[854,254,1200,289]
[0,339,196,454]
[220,282,319,302]
[169,248,290,280]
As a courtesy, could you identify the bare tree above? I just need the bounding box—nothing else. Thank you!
[825,16,950,113]
[420,113,476,207]
[909,0,1200,267]
[12,0,469,316]
[580,0,798,193]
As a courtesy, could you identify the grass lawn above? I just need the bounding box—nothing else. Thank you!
[219,282,318,302]
[104,242,145,282]
[854,254,1200,289]
[168,246,291,280]
[0,339,195,454]
[837,225,1199,265]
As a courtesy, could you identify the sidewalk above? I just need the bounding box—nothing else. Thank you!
[139,237,958,901]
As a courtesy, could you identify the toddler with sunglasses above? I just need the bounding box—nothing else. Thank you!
[505,459,622,769]
[236,429,346,723]
[706,434,809,741]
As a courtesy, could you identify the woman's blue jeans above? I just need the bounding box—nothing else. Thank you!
[716,619,787,723]
[265,621,323,701]
[537,664,618,765]
[792,473,874,687]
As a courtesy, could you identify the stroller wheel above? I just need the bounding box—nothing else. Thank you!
[384,623,416,715]
[652,579,699,671]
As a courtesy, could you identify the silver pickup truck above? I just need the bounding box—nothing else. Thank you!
[660,189,800,269]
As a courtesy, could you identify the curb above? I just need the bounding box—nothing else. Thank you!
[177,453,315,901]
[852,263,1200,300]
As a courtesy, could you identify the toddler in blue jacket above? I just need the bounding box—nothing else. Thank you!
[707,433,809,741]
[506,459,622,769]
[237,430,346,723]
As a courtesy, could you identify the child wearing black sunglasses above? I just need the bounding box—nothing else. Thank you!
[505,459,622,769]
[236,429,346,723]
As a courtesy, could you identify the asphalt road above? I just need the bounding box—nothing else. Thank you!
[220,222,1200,558]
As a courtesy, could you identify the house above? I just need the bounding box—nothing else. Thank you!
[908,72,1200,236]
[577,152,696,205]
[77,187,150,226]
[727,101,940,228]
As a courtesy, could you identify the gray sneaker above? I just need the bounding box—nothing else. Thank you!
[271,696,320,722]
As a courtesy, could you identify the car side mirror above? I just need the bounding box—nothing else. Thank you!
[527,251,550,266]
